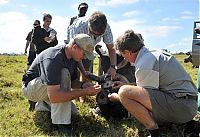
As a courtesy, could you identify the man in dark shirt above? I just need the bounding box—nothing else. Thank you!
[69,2,88,26]
[67,2,89,102]
[22,34,101,135]
[24,20,40,70]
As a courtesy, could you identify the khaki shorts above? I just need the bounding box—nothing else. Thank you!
[147,89,198,124]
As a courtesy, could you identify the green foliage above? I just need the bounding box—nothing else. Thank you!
[0,55,199,136]
[174,54,198,86]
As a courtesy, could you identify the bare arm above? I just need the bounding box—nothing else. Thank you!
[107,44,116,65]
[77,61,88,78]
[106,44,117,78]
[25,40,30,54]
[47,84,101,103]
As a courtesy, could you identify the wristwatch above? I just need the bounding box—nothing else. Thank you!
[110,64,117,70]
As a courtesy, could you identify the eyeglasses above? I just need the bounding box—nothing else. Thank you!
[89,27,103,37]
[33,24,39,26]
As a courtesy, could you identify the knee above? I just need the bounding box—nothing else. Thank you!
[118,85,130,99]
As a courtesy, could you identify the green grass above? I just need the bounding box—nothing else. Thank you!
[0,54,199,137]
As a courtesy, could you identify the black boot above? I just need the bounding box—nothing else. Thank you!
[28,100,36,111]
[148,129,160,137]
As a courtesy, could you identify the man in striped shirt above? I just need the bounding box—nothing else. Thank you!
[67,11,117,79]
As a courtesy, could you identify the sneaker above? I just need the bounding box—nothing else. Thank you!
[185,120,200,137]
[91,107,102,117]
[54,124,72,136]
[35,101,51,111]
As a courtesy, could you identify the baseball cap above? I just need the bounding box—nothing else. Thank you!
[74,34,95,60]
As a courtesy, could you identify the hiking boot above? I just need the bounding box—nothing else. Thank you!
[28,100,36,111]
[185,120,200,137]
[148,129,160,137]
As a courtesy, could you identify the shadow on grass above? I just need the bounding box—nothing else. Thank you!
[32,110,200,137]
[33,111,109,136]
[33,111,53,135]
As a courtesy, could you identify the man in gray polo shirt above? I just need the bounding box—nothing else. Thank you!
[22,34,101,135]
[109,30,198,137]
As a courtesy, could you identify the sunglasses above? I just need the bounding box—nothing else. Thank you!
[45,20,51,23]
[89,27,103,37]
[33,24,39,26]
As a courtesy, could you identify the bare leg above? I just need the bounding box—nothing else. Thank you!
[118,85,158,129]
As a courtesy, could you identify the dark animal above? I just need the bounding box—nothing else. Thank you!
[184,52,199,68]
[88,45,136,119]
[88,73,128,119]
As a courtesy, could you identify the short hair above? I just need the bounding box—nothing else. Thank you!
[34,20,40,25]
[43,13,52,21]
[78,2,88,10]
[115,30,144,53]
[88,11,107,34]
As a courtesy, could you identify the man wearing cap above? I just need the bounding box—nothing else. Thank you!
[109,30,198,137]
[69,2,88,26]
[67,11,117,79]
[22,34,101,135]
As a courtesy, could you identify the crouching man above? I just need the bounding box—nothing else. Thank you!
[22,34,101,135]
[109,30,198,137]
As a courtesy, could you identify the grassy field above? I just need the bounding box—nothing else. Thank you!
[0,54,199,137]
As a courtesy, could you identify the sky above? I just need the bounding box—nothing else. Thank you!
[0,0,199,54]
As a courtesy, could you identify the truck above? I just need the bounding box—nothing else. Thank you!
[192,21,200,111]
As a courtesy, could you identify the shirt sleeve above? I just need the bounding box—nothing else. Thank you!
[103,24,113,45]
[135,69,159,89]
[26,32,32,41]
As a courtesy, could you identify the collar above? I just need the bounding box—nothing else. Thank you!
[135,47,148,64]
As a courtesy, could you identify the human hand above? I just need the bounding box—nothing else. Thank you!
[24,50,27,55]
[113,81,125,89]
[44,37,51,42]
[85,84,101,96]
[107,67,116,80]
[108,92,120,102]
